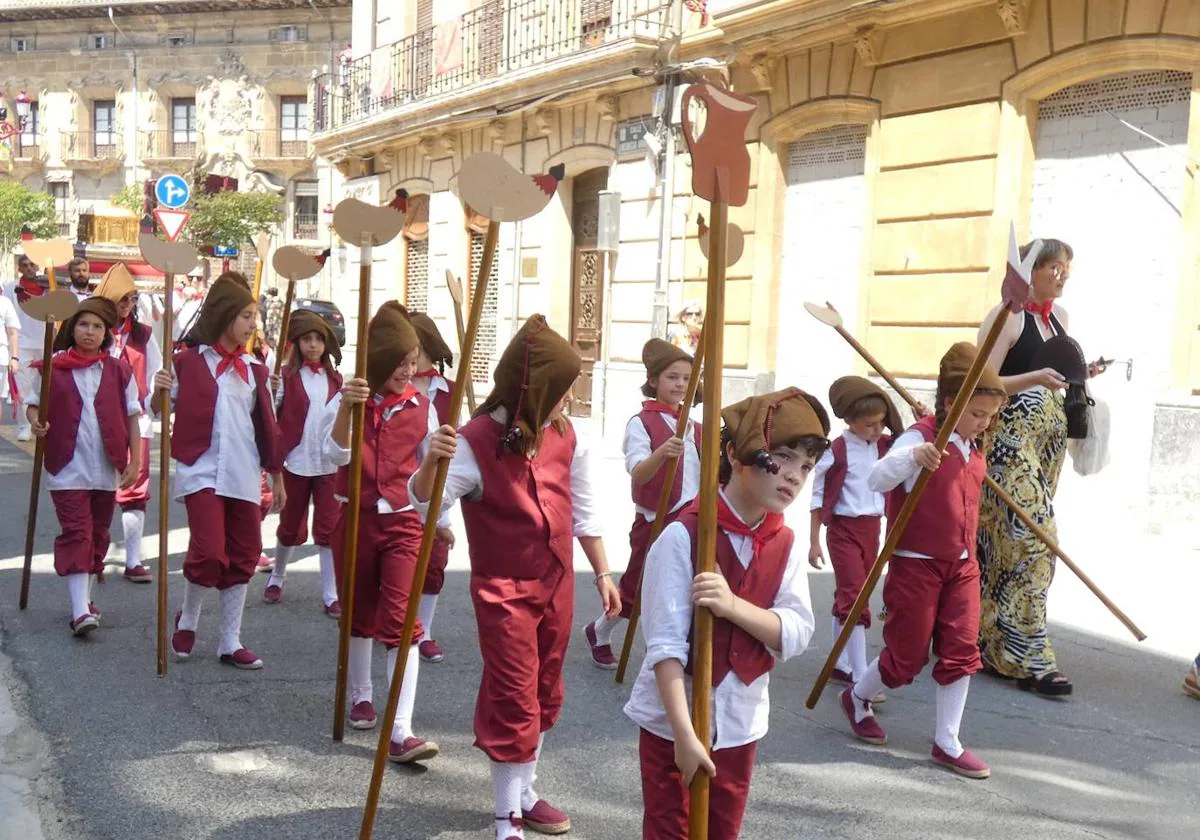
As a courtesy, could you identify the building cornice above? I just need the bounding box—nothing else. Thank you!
[0,0,350,22]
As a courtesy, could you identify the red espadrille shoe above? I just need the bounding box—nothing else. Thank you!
[496,814,525,840]
[262,584,283,604]
[931,744,990,779]
[349,701,377,730]
[70,613,98,637]
[123,565,152,584]
[324,600,342,619]
[171,611,194,659]
[584,621,616,670]
[418,639,444,663]
[387,736,438,764]
[839,688,887,745]
[831,668,854,686]
[522,799,571,835]
[219,648,263,670]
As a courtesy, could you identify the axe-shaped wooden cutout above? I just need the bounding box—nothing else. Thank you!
[444,269,478,414]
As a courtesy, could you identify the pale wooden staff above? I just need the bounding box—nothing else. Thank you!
[443,269,477,414]
[17,247,78,610]
[613,330,706,684]
[805,232,1041,709]
[804,301,1145,642]
[269,247,325,379]
[141,234,200,675]
[245,233,271,355]
[359,152,564,840]
[330,197,406,742]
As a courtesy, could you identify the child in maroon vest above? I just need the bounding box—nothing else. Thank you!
[808,376,904,694]
[584,337,700,669]
[841,341,1006,779]
[623,388,824,840]
[263,309,343,614]
[408,311,457,664]
[26,296,141,636]
[324,301,441,764]
[152,273,283,670]
[95,263,162,585]
[412,315,620,840]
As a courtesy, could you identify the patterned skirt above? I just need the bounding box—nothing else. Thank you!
[977,387,1067,679]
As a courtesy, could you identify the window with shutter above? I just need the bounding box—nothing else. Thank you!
[468,230,499,383]
[405,239,429,313]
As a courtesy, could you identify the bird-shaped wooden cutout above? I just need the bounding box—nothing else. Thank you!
[696,213,745,267]
[314,247,332,268]
[139,216,201,275]
[272,245,326,281]
[1003,223,1042,313]
[457,153,565,222]
[389,189,409,213]
[332,194,406,247]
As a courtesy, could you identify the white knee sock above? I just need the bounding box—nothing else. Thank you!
[87,573,96,603]
[832,617,851,673]
[122,510,145,569]
[935,676,970,758]
[66,573,89,618]
[417,593,438,638]
[591,612,620,645]
[520,732,546,811]
[386,645,421,741]
[318,546,338,606]
[491,761,533,839]
[179,580,207,631]
[852,658,887,722]
[267,544,295,589]
[349,636,373,705]
[848,626,869,682]
[217,584,249,655]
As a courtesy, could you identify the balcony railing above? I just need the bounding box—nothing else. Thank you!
[314,0,671,132]
[293,214,319,240]
[14,136,39,160]
[251,129,311,159]
[141,130,199,160]
[60,131,123,161]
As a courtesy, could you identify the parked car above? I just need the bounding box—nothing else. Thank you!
[292,298,346,347]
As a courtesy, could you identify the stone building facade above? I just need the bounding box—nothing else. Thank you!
[0,0,351,296]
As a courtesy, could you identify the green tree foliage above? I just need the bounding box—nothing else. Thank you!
[0,181,58,256]
[111,183,144,216]
[186,190,283,251]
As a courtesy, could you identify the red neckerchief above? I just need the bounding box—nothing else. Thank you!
[41,348,105,371]
[414,368,440,379]
[1024,299,1053,328]
[16,277,43,302]
[302,360,324,373]
[642,399,681,418]
[372,384,417,429]
[715,494,785,562]
[114,315,133,336]
[213,343,250,384]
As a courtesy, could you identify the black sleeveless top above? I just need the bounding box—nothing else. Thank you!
[999,311,1065,376]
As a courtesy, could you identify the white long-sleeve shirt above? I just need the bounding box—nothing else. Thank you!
[109,328,163,438]
[868,427,974,560]
[623,412,702,521]
[407,409,603,539]
[623,491,816,749]
[26,362,141,492]
[169,345,266,504]
[280,367,341,477]
[3,281,49,353]
[809,430,886,517]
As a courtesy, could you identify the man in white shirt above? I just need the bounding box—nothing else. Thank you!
[0,293,20,406]
[4,255,49,440]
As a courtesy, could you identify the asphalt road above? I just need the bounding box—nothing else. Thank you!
[0,429,1197,840]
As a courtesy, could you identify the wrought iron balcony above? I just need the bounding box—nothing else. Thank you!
[141,130,200,161]
[293,213,319,240]
[60,131,123,161]
[250,129,311,159]
[314,0,672,133]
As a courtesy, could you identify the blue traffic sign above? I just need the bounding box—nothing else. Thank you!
[213,245,239,257]
[155,174,191,209]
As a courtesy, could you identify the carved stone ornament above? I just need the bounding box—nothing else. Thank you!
[531,108,553,136]
[854,27,882,67]
[417,135,436,159]
[439,133,458,156]
[488,119,506,141]
[996,0,1032,36]
[747,54,776,92]
[595,95,618,122]
[203,78,257,137]
[216,49,248,80]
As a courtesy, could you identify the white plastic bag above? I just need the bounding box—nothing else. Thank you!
[1067,393,1110,476]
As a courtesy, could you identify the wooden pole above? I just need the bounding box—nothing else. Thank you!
[689,198,727,840]
[246,236,269,354]
[333,236,374,742]
[157,274,175,675]
[806,302,1146,641]
[805,310,1014,710]
[18,319,55,610]
[272,275,297,378]
[445,272,478,414]
[358,219,499,840]
[615,327,706,683]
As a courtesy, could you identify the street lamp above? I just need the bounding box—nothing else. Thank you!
[322,203,334,229]
[14,90,31,129]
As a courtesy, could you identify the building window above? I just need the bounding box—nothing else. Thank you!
[468,230,499,382]
[164,31,192,47]
[50,183,70,238]
[270,25,306,43]
[93,100,116,156]
[405,238,429,312]
[11,37,29,52]
[280,96,309,156]
[18,101,37,157]
[87,34,111,50]
[293,182,318,240]
[172,98,197,157]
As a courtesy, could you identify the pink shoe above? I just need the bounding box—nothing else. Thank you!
[219,648,263,670]
[584,621,616,670]
[324,600,342,619]
[123,565,152,584]
[349,700,377,730]
[931,744,991,779]
[522,799,571,834]
[839,688,888,745]
[171,610,195,660]
[418,639,444,663]
[70,613,98,637]
[262,584,283,604]
[387,736,439,764]
[256,554,274,574]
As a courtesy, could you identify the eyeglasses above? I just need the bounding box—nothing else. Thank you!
[682,310,701,318]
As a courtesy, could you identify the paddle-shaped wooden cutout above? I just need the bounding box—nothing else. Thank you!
[246,233,272,355]
[697,213,744,267]
[359,157,564,840]
[615,325,706,683]
[443,269,477,414]
[22,238,74,273]
[140,236,200,278]
[271,246,325,379]
[806,226,1043,709]
[803,300,1145,642]
[331,197,406,744]
[18,286,79,609]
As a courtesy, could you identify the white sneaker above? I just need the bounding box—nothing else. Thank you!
[16,428,32,442]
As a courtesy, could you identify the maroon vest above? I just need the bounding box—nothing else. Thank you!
[117,322,152,406]
[884,415,985,561]
[631,405,703,512]
[459,415,577,580]
[678,504,792,686]
[170,346,281,472]
[820,433,893,525]
[335,392,429,510]
[278,366,343,459]
[44,355,132,475]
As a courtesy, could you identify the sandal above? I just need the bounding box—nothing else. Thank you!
[1017,671,1073,697]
